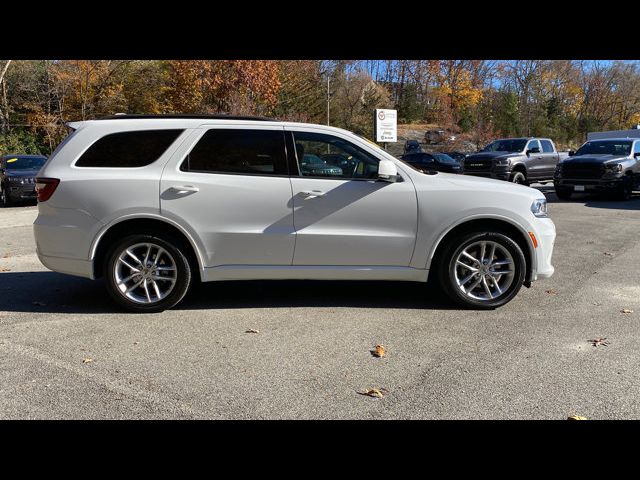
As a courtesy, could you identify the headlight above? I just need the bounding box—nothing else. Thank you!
[495,157,511,167]
[531,198,548,218]
[604,163,623,173]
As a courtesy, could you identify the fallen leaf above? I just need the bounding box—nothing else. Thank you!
[603,252,614,256]
[358,388,389,398]
[568,415,588,420]
[32,301,46,306]
[245,329,259,334]
[621,309,634,314]
[0,267,11,272]
[589,338,609,347]
[82,358,93,364]
[545,289,558,295]
[133,341,139,345]
[592,302,602,306]
[2,254,9,258]
[371,344,386,357]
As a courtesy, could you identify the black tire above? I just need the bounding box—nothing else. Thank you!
[0,185,12,207]
[436,231,526,309]
[554,185,572,200]
[511,171,528,186]
[104,234,192,313]
[613,177,633,201]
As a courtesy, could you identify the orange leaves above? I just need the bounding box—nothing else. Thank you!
[166,60,281,115]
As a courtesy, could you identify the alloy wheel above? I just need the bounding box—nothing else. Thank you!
[453,240,515,301]
[113,242,178,304]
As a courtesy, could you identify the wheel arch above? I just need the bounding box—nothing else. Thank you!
[91,215,204,280]
[428,216,535,284]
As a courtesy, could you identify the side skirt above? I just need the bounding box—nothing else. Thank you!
[202,265,429,282]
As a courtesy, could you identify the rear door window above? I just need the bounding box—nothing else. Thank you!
[540,140,554,153]
[180,129,287,175]
[76,130,184,167]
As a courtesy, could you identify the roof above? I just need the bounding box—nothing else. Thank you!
[98,114,276,121]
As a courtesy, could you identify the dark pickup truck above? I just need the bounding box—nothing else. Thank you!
[0,154,47,207]
[463,137,567,185]
[554,138,640,200]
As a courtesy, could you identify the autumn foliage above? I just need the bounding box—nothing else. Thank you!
[1,59,640,154]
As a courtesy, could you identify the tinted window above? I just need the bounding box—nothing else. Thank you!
[575,140,632,156]
[3,156,46,170]
[76,130,183,167]
[433,153,458,164]
[404,153,434,164]
[527,140,541,151]
[292,131,379,179]
[540,140,554,153]
[182,129,287,175]
[634,141,640,154]
[482,139,527,153]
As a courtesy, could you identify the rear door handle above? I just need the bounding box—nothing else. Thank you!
[301,190,325,197]
[169,185,199,193]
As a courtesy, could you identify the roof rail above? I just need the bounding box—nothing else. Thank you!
[96,114,276,121]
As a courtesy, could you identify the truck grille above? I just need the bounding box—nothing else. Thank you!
[561,164,603,179]
[463,159,493,171]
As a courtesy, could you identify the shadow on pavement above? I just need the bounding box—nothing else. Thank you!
[0,271,457,314]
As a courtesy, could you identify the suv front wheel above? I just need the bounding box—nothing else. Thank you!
[437,231,526,309]
[104,234,192,313]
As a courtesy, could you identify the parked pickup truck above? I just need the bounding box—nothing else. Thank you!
[463,137,568,185]
[554,137,640,201]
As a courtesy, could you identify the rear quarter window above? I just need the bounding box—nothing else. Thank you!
[75,129,184,168]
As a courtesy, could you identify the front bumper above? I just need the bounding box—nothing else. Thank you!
[554,177,625,191]
[463,165,511,181]
[531,217,556,280]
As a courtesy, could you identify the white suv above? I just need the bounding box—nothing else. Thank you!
[33,115,555,312]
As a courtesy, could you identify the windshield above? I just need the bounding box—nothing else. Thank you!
[575,140,632,156]
[4,156,46,171]
[482,139,527,153]
[434,153,458,164]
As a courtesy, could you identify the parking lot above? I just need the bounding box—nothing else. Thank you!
[1,186,640,419]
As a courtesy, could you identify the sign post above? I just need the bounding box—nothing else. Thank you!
[374,109,397,151]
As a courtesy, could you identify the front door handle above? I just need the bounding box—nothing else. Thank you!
[301,190,325,198]
[169,185,199,194]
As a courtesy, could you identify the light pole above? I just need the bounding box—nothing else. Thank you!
[326,75,330,126]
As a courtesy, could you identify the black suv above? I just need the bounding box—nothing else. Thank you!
[0,154,47,207]
[400,152,462,174]
[554,138,640,200]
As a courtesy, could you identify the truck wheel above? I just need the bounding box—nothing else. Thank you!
[554,185,572,200]
[104,234,192,313]
[511,171,528,186]
[614,177,633,201]
[437,231,526,309]
[0,186,12,208]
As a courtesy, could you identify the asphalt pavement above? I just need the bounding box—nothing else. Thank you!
[1,185,639,419]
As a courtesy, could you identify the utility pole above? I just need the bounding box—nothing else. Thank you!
[326,75,330,126]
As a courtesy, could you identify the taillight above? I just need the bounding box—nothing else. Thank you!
[35,178,60,202]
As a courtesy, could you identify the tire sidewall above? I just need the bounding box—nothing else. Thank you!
[511,171,527,185]
[439,231,526,309]
[104,234,192,313]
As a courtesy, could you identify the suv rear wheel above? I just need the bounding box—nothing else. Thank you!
[437,231,526,309]
[104,234,192,313]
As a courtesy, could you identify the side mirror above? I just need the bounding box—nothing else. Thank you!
[634,152,640,158]
[527,147,541,155]
[568,150,575,156]
[378,159,399,182]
